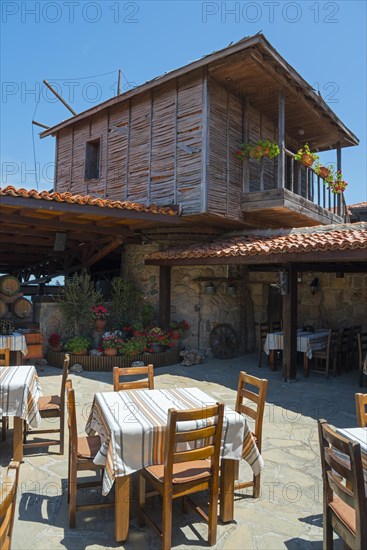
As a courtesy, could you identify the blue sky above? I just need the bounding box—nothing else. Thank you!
[1,0,366,205]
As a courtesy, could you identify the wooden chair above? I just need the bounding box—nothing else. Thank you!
[357,331,367,387]
[257,322,270,369]
[234,371,268,498]
[0,461,20,550]
[0,348,10,442]
[137,402,224,550]
[113,364,154,391]
[355,393,367,428]
[312,329,339,378]
[23,354,70,455]
[271,320,282,332]
[67,386,113,528]
[338,326,355,372]
[317,419,367,549]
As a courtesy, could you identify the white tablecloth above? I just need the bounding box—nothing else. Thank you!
[0,365,42,427]
[0,332,28,355]
[86,387,264,495]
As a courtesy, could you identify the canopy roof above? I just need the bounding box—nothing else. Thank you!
[145,223,367,267]
[40,34,358,152]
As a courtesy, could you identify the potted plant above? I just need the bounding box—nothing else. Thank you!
[101,331,124,356]
[65,335,91,355]
[328,170,348,194]
[147,327,173,353]
[48,333,62,352]
[92,304,109,330]
[294,144,319,167]
[314,162,335,183]
[169,320,190,340]
[120,336,147,356]
[236,140,280,161]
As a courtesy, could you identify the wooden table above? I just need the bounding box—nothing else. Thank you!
[0,364,42,461]
[86,387,264,542]
[264,329,329,374]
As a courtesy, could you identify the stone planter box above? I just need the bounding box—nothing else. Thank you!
[47,347,182,371]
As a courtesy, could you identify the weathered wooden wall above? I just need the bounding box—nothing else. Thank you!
[55,70,203,214]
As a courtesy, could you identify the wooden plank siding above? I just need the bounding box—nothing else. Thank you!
[54,71,203,213]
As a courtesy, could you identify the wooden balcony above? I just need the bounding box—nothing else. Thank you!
[241,150,348,229]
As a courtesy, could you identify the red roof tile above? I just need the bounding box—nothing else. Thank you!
[147,223,367,261]
[0,186,178,217]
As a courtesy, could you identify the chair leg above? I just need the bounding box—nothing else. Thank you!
[324,507,333,550]
[69,459,77,528]
[162,491,172,550]
[137,474,146,527]
[1,417,8,441]
[67,443,71,503]
[258,348,262,369]
[253,473,261,498]
[208,481,218,546]
[59,415,64,455]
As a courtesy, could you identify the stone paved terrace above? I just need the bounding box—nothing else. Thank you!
[1,354,361,550]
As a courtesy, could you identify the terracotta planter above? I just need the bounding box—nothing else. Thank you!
[73,350,87,356]
[104,347,118,356]
[318,167,330,180]
[170,329,181,340]
[300,154,314,167]
[94,319,107,330]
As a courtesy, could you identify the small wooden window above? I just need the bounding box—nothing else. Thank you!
[85,139,100,180]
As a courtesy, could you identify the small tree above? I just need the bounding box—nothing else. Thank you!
[57,272,102,336]
[110,277,142,327]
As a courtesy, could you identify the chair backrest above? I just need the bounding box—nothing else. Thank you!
[0,461,20,550]
[355,393,367,428]
[357,332,367,367]
[66,387,78,455]
[164,403,224,483]
[257,323,270,347]
[235,371,268,452]
[113,365,154,391]
[271,321,282,332]
[60,354,70,409]
[318,419,367,547]
[0,348,10,367]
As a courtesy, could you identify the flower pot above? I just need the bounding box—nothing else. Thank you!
[73,350,87,356]
[149,343,163,354]
[94,319,107,330]
[318,167,330,180]
[170,329,181,340]
[50,345,62,352]
[104,348,118,356]
[300,154,314,167]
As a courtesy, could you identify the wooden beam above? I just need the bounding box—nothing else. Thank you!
[0,212,138,237]
[282,265,297,381]
[84,238,123,267]
[159,266,171,329]
[277,93,285,188]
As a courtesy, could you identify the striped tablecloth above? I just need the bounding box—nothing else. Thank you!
[0,332,28,355]
[86,387,264,496]
[0,365,42,428]
[264,329,329,359]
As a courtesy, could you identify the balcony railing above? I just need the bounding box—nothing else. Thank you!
[285,149,349,222]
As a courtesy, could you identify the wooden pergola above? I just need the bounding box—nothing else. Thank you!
[145,224,367,381]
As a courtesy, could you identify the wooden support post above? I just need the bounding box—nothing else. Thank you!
[242,97,250,193]
[277,94,285,188]
[336,143,342,216]
[282,265,297,381]
[159,266,171,329]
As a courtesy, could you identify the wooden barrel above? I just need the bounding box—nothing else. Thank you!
[0,292,22,304]
[11,297,32,318]
[0,298,8,318]
[0,275,20,296]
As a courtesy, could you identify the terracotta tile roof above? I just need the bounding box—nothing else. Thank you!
[348,202,367,210]
[0,186,179,216]
[147,223,367,261]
